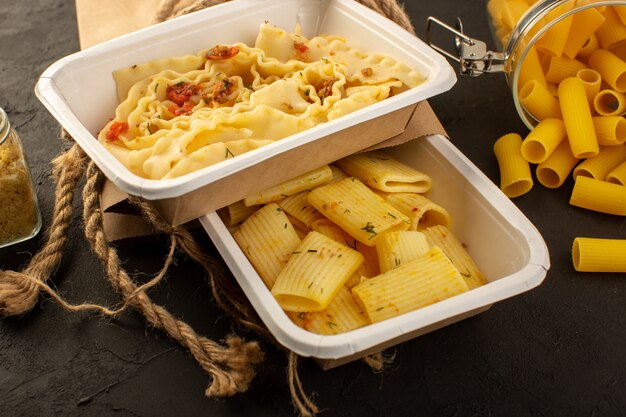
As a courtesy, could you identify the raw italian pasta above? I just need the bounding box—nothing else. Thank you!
[593,89,626,116]
[99,24,425,179]
[572,144,626,180]
[607,160,626,184]
[519,80,562,121]
[559,77,599,159]
[520,118,566,164]
[593,116,626,146]
[493,133,533,198]
[536,140,580,188]
[569,175,626,215]
[576,69,602,108]
[572,237,626,272]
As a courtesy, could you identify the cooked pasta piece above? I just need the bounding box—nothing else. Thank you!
[536,140,580,188]
[520,118,566,163]
[335,151,432,193]
[519,80,562,121]
[243,165,332,206]
[293,287,369,335]
[595,6,626,50]
[277,191,325,231]
[576,69,602,108]
[307,177,410,246]
[351,246,469,323]
[563,7,606,58]
[593,89,626,116]
[218,200,260,226]
[543,55,587,85]
[593,116,626,146]
[328,165,349,184]
[588,49,626,92]
[376,231,430,273]
[493,133,533,198]
[233,203,301,288]
[99,24,426,179]
[558,77,599,158]
[422,225,486,290]
[607,160,626,184]
[385,193,452,231]
[310,218,379,288]
[569,175,626,215]
[271,231,363,312]
[572,144,626,180]
[572,237,626,272]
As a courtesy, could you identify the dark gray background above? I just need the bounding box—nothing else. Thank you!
[1,1,625,416]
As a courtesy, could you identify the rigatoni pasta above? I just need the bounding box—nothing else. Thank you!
[493,133,533,198]
[572,144,626,180]
[558,77,599,159]
[375,231,430,273]
[351,247,469,324]
[570,175,626,215]
[335,150,432,193]
[233,203,301,288]
[607,160,626,184]
[385,193,452,230]
[572,237,626,272]
[536,140,580,188]
[520,118,566,163]
[307,177,410,246]
[271,231,363,312]
[244,165,331,206]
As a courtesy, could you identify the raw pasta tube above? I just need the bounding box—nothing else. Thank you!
[576,69,602,108]
[536,140,580,188]
[290,287,369,335]
[351,246,469,324]
[572,237,626,272]
[534,4,573,57]
[493,133,533,198]
[422,225,486,290]
[542,55,587,85]
[519,80,562,121]
[562,7,606,59]
[593,89,626,116]
[385,193,452,231]
[307,177,410,246]
[593,116,626,146]
[588,49,626,92]
[558,77,599,158]
[335,151,432,193]
[233,203,301,288]
[376,231,430,273]
[520,118,566,163]
[244,165,332,206]
[517,46,547,90]
[595,6,626,50]
[607,160,626,184]
[271,231,364,312]
[217,200,260,226]
[570,175,626,215]
[577,33,600,60]
[572,144,626,180]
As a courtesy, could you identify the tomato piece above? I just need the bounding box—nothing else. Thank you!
[209,77,236,104]
[166,82,199,106]
[105,121,129,142]
[206,45,239,60]
[294,41,309,53]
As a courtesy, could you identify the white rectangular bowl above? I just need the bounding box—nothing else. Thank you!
[35,0,456,200]
[200,134,550,362]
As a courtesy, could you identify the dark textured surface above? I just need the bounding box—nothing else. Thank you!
[1,1,626,416]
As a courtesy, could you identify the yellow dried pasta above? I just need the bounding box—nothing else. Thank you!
[572,237,626,272]
[569,175,626,215]
[493,133,533,198]
[572,144,626,180]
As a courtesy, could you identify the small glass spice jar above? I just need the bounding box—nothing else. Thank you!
[427,0,626,129]
[0,106,41,248]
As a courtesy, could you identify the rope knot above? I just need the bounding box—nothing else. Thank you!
[0,269,40,317]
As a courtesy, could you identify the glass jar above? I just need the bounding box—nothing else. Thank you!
[0,106,41,248]
[427,0,626,129]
